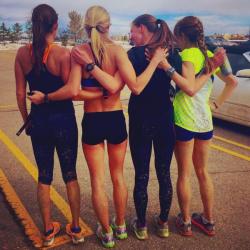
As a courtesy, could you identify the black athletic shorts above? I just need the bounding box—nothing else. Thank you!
[82,110,128,145]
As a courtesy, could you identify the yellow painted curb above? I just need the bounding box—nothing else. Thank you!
[0,168,43,248]
[0,129,93,237]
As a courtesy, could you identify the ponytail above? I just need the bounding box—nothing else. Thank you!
[89,26,107,66]
[31,4,58,75]
[174,16,213,73]
[196,32,213,73]
[84,6,111,67]
[148,19,175,52]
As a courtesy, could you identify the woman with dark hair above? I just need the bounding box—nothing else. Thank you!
[126,14,182,240]
[28,5,167,248]
[15,4,101,246]
[162,16,237,237]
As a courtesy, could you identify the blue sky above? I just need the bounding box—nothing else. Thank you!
[0,0,249,35]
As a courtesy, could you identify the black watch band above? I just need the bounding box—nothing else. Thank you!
[85,62,96,72]
[44,94,50,104]
[165,67,176,78]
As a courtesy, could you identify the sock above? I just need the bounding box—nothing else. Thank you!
[44,227,54,236]
[71,226,81,233]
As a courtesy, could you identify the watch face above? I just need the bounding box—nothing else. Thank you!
[86,63,95,72]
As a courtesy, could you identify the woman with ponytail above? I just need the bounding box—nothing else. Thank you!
[14,4,101,247]
[164,16,237,237]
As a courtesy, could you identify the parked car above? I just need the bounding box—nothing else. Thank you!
[205,36,237,47]
[210,47,250,127]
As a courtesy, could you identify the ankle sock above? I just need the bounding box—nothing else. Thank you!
[71,226,81,233]
[44,227,54,236]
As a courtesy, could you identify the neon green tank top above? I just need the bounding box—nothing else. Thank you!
[173,48,217,132]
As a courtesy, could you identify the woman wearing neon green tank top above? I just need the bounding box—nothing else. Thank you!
[167,16,237,236]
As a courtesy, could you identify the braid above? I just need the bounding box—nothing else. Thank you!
[196,21,213,73]
[174,16,214,73]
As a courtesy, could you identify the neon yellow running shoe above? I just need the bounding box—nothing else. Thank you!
[131,218,148,240]
[153,215,169,238]
[111,217,128,240]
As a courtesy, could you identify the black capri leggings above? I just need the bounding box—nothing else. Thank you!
[129,117,175,225]
[30,112,78,185]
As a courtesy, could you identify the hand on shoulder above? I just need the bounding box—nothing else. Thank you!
[71,43,94,66]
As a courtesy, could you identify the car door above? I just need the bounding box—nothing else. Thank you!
[210,50,250,127]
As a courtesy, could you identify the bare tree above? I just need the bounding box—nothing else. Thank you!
[11,22,22,42]
[0,22,8,44]
[68,10,83,43]
[59,29,69,47]
[25,20,32,42]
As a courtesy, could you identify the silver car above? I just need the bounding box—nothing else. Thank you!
[210,48,250,127]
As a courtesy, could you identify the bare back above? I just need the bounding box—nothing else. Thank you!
[16,44,70,83]
[80,42,124,113]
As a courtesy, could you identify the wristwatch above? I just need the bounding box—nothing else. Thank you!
[85,62,96,72]
[44,94,50,104]
[165,67,176,78]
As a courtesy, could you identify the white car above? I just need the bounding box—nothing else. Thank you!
[210,48,250,127]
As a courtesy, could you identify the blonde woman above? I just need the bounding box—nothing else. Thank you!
[30,5,167,248]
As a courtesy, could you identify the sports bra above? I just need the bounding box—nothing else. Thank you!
[81,43,102,88]
[25,43,74,114]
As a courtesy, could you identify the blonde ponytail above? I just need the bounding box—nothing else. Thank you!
[84,6,111,67]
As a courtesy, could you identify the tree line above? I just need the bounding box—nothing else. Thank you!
[0,10,130,47]
[0,10,88,46]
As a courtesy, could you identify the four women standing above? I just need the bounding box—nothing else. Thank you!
[16,4,237,247]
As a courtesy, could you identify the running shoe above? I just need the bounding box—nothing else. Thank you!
[175,213,192,236]
[66,223,85,244]
[131,217,148,240]
[191,213,215,236]
[96,223,115,248]
[153,215,169,238]
[43,221,61,247]
[111,217,128,240]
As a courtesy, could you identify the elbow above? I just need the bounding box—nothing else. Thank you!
[183,88,196,97]
[232,79,238,88]
[132,89,141,95]
[70,88,80,98]
[188,90,196,97]
[16,92,26,101]
[130,86,142,95]
[108,87,119,95]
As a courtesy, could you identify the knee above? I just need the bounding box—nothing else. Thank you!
[177,171,191,182]
[91,176,105,193]
[63,170,77,184]
[38,170,53,185]
[195,168,209,181]
[134,173,149,192]
[111,175,126,188]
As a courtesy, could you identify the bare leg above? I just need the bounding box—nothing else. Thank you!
[107,140,128,226]
[37,182,52,232]
[193,139,214,221]
[175,139,194,222]
[66,180,81,228]
[83,143,111,233]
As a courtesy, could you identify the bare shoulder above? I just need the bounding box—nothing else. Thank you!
[112,44,126,53]
[72,43,91,53]
[16,45,30,60]
[52,45,70,63]
[110,44,126,57]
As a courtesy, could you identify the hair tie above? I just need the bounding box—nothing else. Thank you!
[156,19,161,28]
